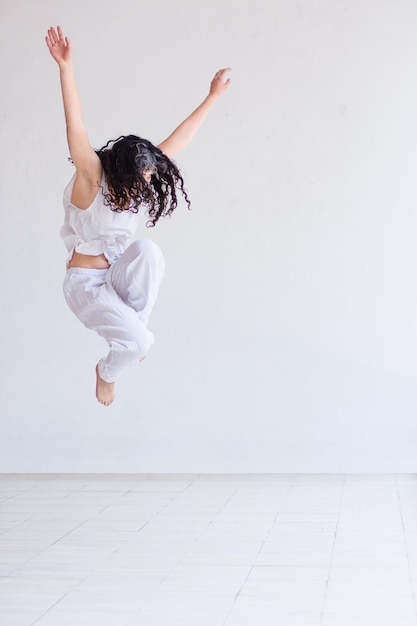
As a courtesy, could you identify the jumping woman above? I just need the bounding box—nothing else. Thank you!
[45,25,231,406]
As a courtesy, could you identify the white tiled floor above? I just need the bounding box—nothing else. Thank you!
[0,474,417,625]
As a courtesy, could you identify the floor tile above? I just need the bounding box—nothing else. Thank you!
[0,473,415,626]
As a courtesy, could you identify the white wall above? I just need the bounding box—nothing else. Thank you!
[2,0,417,472]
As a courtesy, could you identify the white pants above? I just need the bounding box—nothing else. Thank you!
[63,239,165,382]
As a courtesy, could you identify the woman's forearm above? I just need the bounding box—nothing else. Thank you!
[158,93,220,157]
[59,61,84,130]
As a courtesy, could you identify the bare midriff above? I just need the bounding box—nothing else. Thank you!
[68,251,110,269]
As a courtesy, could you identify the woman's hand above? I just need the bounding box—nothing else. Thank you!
[209,68,232,98]
[45,25,71,67]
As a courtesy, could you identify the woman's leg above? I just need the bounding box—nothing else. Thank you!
[106,239,165,326]
[63,266,156,405]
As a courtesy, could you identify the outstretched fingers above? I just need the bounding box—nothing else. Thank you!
[45,30,53,50]
[46,25,67,46]
[216,67,232,80]
[47,26,58,45]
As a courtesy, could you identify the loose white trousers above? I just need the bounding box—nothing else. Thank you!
[63,239,165,382]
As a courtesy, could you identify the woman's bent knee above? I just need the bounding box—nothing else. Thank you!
[129,239,164,263]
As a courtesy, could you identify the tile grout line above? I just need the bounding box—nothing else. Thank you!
[318,473,347,626]
[221,474,297,626]
[395,473,417,621]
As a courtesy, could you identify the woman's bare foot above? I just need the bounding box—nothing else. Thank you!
[95,365,115,406]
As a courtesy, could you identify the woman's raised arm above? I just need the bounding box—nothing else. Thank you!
[157,68,231,159]
[46,26,100,182]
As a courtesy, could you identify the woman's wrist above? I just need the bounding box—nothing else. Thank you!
[207,91,220,102]
[58,59,73,72]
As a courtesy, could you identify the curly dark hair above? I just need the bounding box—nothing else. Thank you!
[96,135,190,227]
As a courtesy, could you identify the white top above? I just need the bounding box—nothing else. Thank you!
[61,172,139,267]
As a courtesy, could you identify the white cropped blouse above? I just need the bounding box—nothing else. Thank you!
[61,173,139,267]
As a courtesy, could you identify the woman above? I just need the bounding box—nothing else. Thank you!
[45,26,231,406]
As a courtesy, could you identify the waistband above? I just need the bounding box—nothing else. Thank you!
[66,267,108,276]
